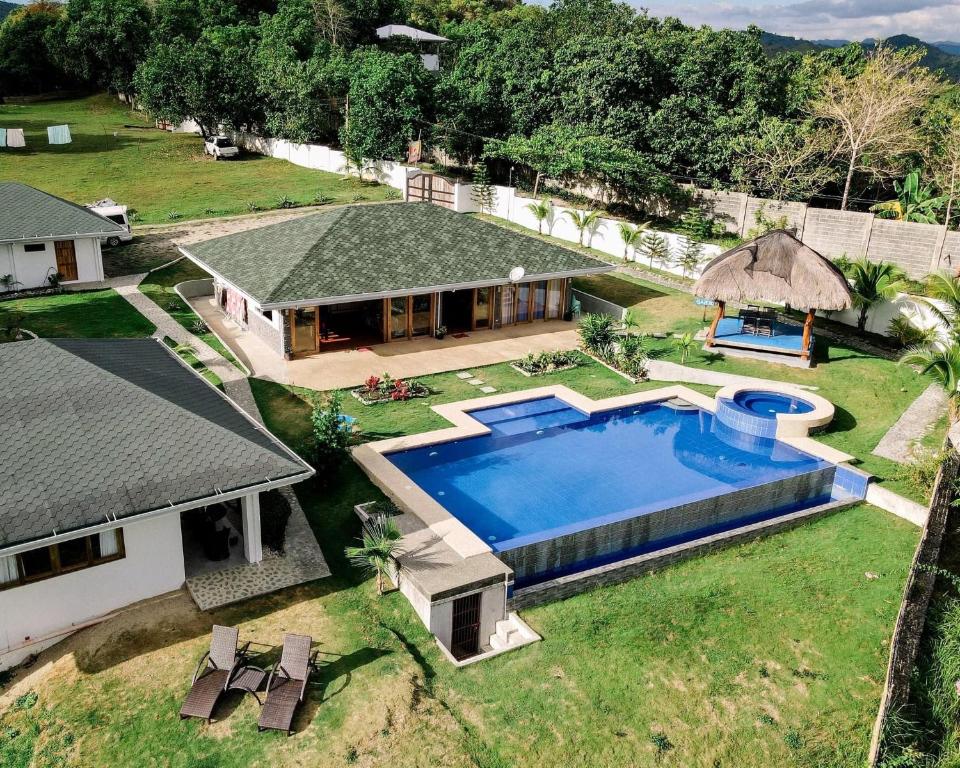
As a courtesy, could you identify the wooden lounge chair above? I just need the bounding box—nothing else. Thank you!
[179,625,248,722]
[258,633,315,735]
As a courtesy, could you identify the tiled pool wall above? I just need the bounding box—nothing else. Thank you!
[715,397,778,438]
[832,464,871,500]
[499,465,838,586]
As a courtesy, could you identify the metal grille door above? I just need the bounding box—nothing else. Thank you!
[450,592,482,660]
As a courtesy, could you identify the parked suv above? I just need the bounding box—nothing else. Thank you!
[204,135,240,160]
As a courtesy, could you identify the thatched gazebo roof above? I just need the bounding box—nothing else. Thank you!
[693,229,852,311]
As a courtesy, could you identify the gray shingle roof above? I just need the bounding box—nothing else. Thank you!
[184,203,611,307]
[0,182,126,242]
[0,338,311,550]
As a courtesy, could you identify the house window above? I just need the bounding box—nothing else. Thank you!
[54,240,79,281]
[23,243,46,253]
[0,529,125,590]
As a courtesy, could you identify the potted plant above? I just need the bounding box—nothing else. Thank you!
[435,325,447,340]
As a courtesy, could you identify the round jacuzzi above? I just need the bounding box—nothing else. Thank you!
[732,390,815,417]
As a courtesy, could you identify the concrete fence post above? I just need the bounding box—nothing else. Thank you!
[859,212,876,259]
[930,224,950,274]
[737,194,750,238]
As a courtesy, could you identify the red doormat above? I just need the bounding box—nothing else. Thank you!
[452,332,469,339]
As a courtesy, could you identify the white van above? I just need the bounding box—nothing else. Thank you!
[86,199,133,247]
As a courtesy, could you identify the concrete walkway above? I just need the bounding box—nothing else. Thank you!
[873,383,949,463]
[106,273,263,413]
[647,359,817,391]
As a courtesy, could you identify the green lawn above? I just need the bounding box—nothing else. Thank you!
[1,366,917,767]
[0,289,155,339]
[0,95,391,223]
[139,259,241,368]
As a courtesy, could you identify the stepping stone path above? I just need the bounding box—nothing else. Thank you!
[480,386,498,394]
[468,378,484,386]
[873,383,949,464]
[455,371,474,379]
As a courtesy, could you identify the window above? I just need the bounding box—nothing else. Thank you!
[23,243,46,253]
[106,214,126,225]
[0,529,124,590]
[54,240,78,281]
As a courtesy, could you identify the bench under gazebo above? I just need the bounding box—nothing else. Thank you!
[693,229,852,366]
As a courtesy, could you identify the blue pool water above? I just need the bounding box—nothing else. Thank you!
[732,390,814,417]
[386,397,830,552]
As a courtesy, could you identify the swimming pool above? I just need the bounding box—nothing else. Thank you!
[386,396,838,585]
[732,390,814,416]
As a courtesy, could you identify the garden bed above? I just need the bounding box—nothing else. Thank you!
[351,375,430,405]
[510,350,582,377]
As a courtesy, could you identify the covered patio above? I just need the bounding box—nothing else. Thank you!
[694,229,852,367]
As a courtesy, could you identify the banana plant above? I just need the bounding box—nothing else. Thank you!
[871,171,948,224]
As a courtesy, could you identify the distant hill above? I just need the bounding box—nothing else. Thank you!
[934,41,960,56]
[0,1,18,21]
[759,31,960,81]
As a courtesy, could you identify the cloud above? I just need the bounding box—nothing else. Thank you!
[637,0,960,42]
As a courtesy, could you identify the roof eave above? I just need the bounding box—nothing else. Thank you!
[0,231,118,244]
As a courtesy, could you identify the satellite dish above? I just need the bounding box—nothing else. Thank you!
[509,266,525,283]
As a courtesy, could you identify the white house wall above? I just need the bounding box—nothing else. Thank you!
[0,513,185,666]
[3,237,104,290]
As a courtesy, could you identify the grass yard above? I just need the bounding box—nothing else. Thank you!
[0,366,919,767]
[0,95,391,223]
[139,259,241,368]
[0,289,155,339]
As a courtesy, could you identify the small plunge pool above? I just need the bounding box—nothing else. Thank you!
[732,390,815,417]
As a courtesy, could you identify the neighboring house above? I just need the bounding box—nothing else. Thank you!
[375,24,449,70]
[0,182,126,291]
[0,338,314,669]
[180,202,612,360]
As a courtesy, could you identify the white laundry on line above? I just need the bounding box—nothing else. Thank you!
[5,128,25,148]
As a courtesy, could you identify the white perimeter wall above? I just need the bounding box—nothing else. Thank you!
[0,513,185,663]
[0,237,104,290]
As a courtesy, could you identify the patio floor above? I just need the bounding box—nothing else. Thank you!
[190,295,581,390]
[711,316,808,354]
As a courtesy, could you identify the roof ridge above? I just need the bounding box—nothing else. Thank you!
[266,206,352,303]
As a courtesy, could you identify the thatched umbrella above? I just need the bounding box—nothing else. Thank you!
[693,229,852,360]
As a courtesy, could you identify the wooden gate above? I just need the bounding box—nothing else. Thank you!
[407,172,456,209]
[450,592,482,660]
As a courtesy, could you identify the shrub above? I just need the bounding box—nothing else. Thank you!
[385,188,402,200]
[516,350,579,375]
[352,193,368,203]
[578,313,616,352]
[247,201,261,213]
[616,334,648,380]
[260,490,292,554]
[276,195,298,209]
[166,210,182,220]
[893,447,949,500]
[191,319,209,335]
[888,315,938,348]
[314,193,333,205]
[312,390,350,482]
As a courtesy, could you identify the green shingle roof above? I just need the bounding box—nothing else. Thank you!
[0,338,312,551]
[184,203,611,307]
[0,182,126,242]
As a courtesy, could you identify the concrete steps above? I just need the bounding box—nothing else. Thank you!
[488,613,537,652]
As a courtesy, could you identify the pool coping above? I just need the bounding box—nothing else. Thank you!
[351,384,855,560]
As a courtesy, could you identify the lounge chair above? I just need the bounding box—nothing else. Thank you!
[179,625,249,722]
[258,633,315,735]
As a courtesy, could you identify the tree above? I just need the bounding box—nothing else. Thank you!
[870,170,947,224]
[914,272,960,341]
[312,0,351,46]
[340,48,429,174]
[563,208,601,247]
[674,332,695,364]
[311,390,350,482]
[844,258,907,334]
[617,221,648,262]
[470,163,496,214]
[732,117,836,201]
[0,2,71,96]
[51,0,152,94]
[810,44,942,210]
[344,514,402,595]
[676,236,704,278]
[525,197,552,235]
[900,344,960,410]
[640,232,670,270]
[925,103,960,227]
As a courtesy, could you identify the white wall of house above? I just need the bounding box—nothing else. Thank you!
[0,237,104,290]
[0,513,185,668]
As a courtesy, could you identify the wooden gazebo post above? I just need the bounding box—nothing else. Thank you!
[800,308,815,360]
[704,301,725,348]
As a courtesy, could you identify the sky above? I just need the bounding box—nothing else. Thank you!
[637,0,960,43]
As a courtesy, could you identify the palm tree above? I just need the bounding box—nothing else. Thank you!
[564,208,601,247]
[617,221,650,262]
[526,198,552,235]
[901,343,960,414]
[674,332,696,364]
[344,514,402,596]
[844,258,907,334]
[914,271,960,341]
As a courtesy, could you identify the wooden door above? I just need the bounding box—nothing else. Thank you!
[54,241,78,281]
[450,592,482,660]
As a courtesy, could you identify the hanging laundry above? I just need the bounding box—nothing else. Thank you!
[6,129,25,148]
[0,128,6,148]
[47,125,71,145]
